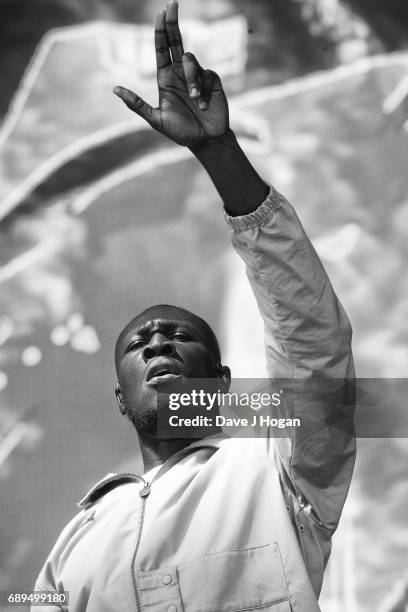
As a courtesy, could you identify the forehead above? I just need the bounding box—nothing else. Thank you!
[116,309,209,352]
[127,316,204,338]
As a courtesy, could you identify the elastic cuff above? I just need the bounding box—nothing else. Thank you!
[224,186,284,230]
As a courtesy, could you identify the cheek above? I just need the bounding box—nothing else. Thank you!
[184,347,216,377]
[118,358,145,399]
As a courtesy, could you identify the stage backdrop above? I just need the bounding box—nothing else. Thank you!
[1,12,408,612]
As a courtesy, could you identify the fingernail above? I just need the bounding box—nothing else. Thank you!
[113,87,121,96]
[190,87,200,97]
[199,100,207,110]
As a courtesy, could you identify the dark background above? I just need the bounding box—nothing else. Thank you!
[1,0,408,119]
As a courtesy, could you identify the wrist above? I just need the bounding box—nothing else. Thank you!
[188,127,270,216]
[189,129,237,161]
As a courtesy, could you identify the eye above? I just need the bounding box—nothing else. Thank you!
[172,332,191,341]
[127,339,146,352]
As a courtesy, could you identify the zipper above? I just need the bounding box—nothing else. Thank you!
[131,477,151,612]
[129,449,198,610]
[129,437,225,610]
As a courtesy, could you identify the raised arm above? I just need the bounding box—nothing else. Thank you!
[115,1,356,590]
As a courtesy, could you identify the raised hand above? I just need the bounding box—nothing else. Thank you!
[113,1,229,148]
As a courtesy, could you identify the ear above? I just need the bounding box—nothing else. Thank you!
[216,364,231,392]
[115,382,127,416]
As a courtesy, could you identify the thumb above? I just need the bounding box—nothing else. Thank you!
[113,86,159,128]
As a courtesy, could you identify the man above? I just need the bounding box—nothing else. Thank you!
[32,2,355,611]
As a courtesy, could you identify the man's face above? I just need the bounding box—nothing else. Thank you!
[115,306,219,437]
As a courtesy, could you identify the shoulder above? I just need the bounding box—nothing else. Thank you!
[77,472,145,509]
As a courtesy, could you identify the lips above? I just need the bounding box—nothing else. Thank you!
[145,359,182,385]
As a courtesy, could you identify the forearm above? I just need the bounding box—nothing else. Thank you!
[190,129,270,216]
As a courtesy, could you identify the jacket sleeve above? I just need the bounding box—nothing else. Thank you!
[30,512,85,612]
[30,577,67,612]
[226,186,356,589]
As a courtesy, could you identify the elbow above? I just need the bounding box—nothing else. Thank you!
[323,319,354,378]
[338,315,353,352]
[325,299,353,361]
[306,311,354,377]
[336,304,353,355]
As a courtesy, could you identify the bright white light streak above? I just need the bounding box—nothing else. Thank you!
[382,74,408,115]
[0,317,14,345]
[233,52,408,109]
[0,422,28,468]
[0,238,56,285]
[70,147,192,215]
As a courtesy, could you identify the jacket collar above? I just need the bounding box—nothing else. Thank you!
[78,433,228,509]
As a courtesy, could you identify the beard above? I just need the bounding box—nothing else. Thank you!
[127,405,158,437]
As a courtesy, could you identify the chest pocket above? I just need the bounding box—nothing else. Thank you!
[137,543,292,612]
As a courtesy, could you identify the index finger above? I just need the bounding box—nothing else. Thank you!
[165,1,184,63]
[155,10,171,69]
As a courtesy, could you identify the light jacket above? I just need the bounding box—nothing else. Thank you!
[32,188,355,612]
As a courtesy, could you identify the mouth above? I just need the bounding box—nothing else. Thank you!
[145,362,183,386]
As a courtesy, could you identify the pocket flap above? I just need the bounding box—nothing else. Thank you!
[177,542,289,611]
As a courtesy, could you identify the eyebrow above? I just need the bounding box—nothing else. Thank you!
[127,319,201,343]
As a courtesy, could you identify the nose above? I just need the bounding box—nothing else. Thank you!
[142,333,176,361]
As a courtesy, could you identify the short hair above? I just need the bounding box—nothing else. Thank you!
[115,304,221,373]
